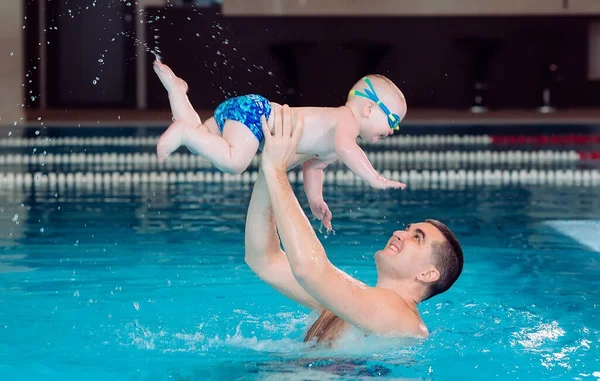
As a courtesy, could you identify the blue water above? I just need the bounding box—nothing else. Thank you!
[1,182,599,381]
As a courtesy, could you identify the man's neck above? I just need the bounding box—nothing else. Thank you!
[375,277,422,308]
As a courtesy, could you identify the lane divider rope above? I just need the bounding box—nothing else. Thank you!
[492,134,600,145]
[1,169,599,187]
[3,133,599,148]
[0,135,494,148]
[0,150,585,167]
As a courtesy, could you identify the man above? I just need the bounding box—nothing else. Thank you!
[245,105,464,345]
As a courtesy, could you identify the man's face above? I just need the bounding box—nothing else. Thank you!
[375,222,446,280]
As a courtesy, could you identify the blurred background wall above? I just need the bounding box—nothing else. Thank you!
[6,0,600,121]
[0,0,25,125]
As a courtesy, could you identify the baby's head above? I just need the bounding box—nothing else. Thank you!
[346,75,407,143]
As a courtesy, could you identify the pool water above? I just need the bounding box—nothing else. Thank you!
[1,181,599,381]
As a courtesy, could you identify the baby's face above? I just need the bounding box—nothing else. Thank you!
[361,109,397,143]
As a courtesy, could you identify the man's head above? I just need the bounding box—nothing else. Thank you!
[375,219,463,302]
[346,74,407,143]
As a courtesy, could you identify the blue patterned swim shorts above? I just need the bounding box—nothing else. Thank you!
[214,94,272,142]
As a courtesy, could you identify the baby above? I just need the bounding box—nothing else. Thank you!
[154,60,407,230]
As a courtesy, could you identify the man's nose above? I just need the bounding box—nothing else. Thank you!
[393,230,408,240]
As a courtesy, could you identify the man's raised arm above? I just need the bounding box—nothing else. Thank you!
[245,169,322,311]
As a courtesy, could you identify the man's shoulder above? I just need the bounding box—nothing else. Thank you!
[379,290,429,338]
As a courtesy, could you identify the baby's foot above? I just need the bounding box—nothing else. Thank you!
[153,60,189,94]
[156,120,191,162]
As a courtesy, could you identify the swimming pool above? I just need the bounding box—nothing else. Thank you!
[1,128,599,380]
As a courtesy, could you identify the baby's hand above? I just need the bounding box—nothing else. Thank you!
[373,177,406,190]
[309,199,333,232]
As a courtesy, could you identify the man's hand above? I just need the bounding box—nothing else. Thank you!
[309,199,333,232]
[260,105,304,173]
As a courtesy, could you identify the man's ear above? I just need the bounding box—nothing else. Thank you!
[417,267,440,284]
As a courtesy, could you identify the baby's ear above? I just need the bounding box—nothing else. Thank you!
[362,102,374,118]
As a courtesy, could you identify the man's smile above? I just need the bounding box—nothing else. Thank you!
[386,236,402,254]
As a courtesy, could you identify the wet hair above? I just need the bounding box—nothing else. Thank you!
[348,74,406,109]
[422,219,464,301]
[369,74,406,106]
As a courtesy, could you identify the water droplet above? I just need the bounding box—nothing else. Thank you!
[133,301,140,310]
[40,227,45,233]
[9,52,14,56]
[35,130,40,135]
[98,59,103,63]
[12,214,18,223]
[8,131,12,136]
[74,290,80,297]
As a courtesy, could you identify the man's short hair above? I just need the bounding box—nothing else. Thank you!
[422,219,464,301]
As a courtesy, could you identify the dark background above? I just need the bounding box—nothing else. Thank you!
[24,2,600,112]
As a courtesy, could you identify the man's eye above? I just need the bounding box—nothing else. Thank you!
[414,234,420,241]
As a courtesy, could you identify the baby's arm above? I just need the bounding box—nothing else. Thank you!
[303,158,334,231]
[335,125,406,189]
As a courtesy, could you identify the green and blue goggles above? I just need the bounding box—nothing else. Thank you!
[348,77,401,131]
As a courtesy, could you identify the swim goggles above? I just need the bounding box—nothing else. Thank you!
[348,77,401,130]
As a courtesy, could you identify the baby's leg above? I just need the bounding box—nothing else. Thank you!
[156,117,220,162]
[153,60,201,125]
[183,120,259,174]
